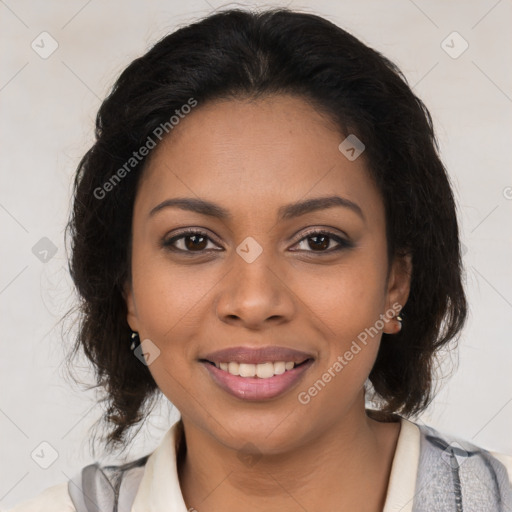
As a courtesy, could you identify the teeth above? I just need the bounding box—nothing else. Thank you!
[239,363,256,377]
[256,362,274,378]
[213,360,304,379]
[273,361,286,375]
[228,361,239,375]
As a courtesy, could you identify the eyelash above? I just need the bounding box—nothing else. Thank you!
[161,228,353,255]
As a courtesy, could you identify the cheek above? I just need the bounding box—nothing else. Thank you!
[129,251,212,411]
[292,249,387,391]
[294,263,385,416]
[131,243,214,337]
[295,251,387,336]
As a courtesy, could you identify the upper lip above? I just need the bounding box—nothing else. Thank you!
[200,346,315,365]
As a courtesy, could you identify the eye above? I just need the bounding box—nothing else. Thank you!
[162,228,353,255]
[291,229,353,253]
[162,229,222,253]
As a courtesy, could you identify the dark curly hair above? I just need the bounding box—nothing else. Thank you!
[63,7,467,456]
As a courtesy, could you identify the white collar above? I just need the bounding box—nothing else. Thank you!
[383,417,421,512]
[131,419,188,512]
[131,416,421,512]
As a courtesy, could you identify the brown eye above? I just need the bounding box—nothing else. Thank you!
[292,230,353,253]
[307,233,330,251]
[184,234,208,251]
[162,229,221,253]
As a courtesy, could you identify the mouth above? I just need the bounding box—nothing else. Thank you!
[199,357,315,401]
[199,358,313,379]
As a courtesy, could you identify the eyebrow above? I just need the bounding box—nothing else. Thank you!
[149,195,365,222]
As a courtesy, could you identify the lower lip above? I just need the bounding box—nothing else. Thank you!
[201,360,314,401]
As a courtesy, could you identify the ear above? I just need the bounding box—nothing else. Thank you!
[383,251,412,334]
[122,279,140,332]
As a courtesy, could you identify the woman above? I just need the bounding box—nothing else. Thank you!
[9,7,512,512]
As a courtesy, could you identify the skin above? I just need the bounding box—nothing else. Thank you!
[124,94,412,511]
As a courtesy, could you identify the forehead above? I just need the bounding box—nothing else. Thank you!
[136,95,383,223]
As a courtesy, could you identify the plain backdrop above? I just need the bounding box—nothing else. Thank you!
[1,0,511,508]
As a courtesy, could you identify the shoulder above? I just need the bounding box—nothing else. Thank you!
[488,450,512,484]
[5,453,151,512]
[412,420,512,508]
[416,421,512,480]
[5,482,75,512]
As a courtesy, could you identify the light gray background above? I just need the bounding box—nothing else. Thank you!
[1,0,511,508]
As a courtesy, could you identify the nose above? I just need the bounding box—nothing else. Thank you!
[214,249,296,329]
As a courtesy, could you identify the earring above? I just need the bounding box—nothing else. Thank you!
[130,331,140,350]
[395,314,403,333]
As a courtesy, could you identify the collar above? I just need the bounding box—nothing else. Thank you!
[131,419,188,511]
[382,417,421,512]
[131,416,420,512]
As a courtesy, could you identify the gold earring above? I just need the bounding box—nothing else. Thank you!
[395,315,403,333]
[130,331,140,350]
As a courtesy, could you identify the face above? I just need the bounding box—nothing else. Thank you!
[124,94,411,454]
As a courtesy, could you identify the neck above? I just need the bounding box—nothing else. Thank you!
[177,401,401,512]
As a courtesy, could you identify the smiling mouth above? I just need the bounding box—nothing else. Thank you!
[200,358,312,379]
